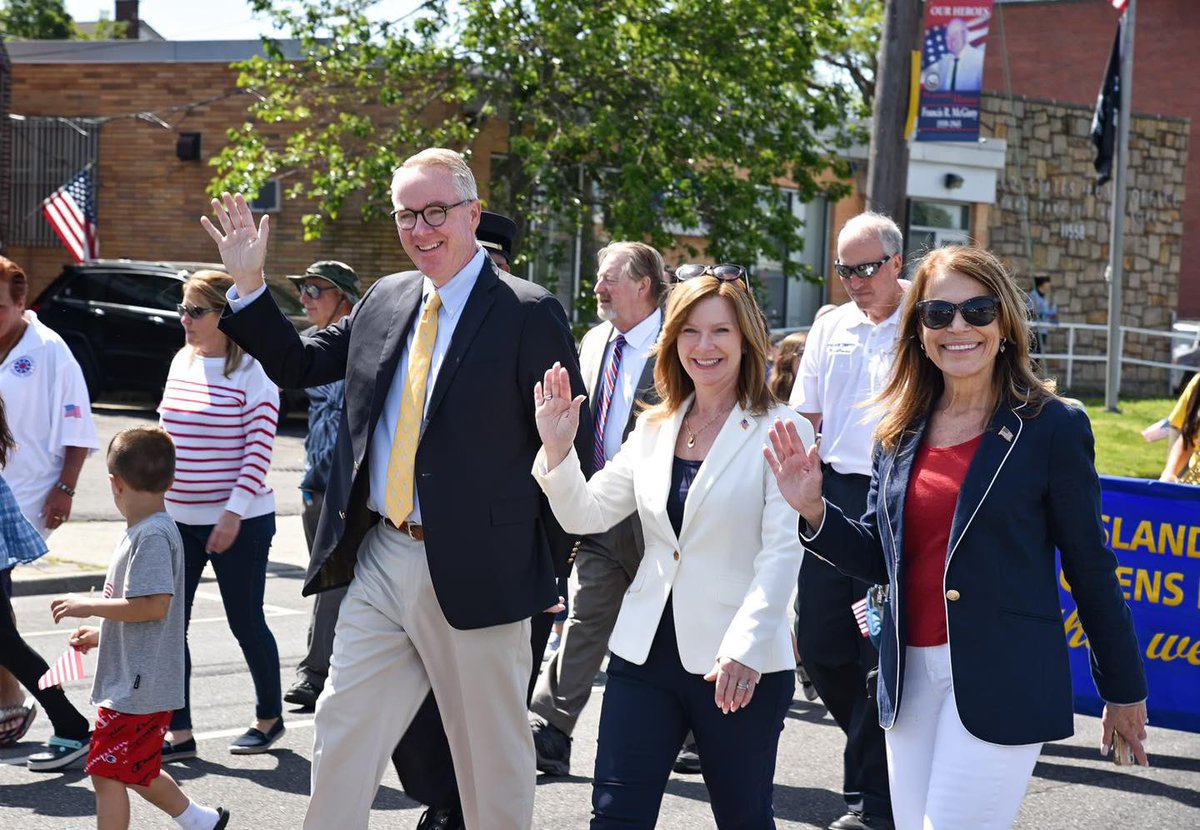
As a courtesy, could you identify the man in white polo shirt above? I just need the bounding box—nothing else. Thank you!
[789,212,904,830]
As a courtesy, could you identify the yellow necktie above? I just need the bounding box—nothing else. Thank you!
[384,292,442,524]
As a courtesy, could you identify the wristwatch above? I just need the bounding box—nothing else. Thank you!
[53,481,76,497]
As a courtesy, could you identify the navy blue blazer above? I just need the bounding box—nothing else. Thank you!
[802,397,1147,745]
[220,257,592,630]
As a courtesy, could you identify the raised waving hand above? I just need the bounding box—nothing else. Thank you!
[534,362,586,471]
[199,192,270,297]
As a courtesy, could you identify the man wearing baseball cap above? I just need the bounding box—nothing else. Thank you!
[283,260,360,709]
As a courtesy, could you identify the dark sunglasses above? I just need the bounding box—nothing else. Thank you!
[915,296,1001,330]
[390,199,471,231]
[176,303,221,319]
[296,282,339,299]
[673,263,751,292]
[834,256,894,279]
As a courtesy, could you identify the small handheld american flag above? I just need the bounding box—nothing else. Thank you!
[851,597,870,638]
[37,647,87,690]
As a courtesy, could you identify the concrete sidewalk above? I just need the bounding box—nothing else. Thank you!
[10,514,313,597]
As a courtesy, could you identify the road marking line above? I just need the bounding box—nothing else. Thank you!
[194,590,299,616]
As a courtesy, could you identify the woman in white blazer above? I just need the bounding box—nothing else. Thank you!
[533,266,813,829]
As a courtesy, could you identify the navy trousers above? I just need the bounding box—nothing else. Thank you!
[795,467,891,819]
[171,513,280,731]
[592,598,793,829]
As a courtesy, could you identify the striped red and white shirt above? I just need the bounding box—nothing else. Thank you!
[159,350,279,525]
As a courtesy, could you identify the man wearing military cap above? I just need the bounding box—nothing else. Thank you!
[283,260,361,710]
[476,211,519,273]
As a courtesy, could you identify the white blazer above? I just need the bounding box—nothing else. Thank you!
[533,398,811,675]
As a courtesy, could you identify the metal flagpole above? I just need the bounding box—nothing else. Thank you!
[1104,0,1136,412]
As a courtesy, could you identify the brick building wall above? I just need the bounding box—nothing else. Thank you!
[983,93,1188,395]
[5,57,508,301]
[983,0,1200,316]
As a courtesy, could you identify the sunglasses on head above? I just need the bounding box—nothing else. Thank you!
[296,282,339,300]
[915,296,1001,330]
[833,256,894,279]
[176,303,220,319]
[673,263,751,292]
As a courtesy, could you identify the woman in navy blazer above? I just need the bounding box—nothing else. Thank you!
[765,246,1148,830]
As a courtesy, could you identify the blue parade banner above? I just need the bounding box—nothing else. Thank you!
[1058,476,1200,733]
[916,2,994,142]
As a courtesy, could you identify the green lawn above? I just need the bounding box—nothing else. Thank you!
[1078,397,1174,479]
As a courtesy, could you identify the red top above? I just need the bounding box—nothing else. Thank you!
[902,434,983,647]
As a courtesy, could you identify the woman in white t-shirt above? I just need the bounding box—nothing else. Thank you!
[157,270,284,760]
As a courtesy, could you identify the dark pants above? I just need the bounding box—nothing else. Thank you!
[0,568,90,740]
[171,514,280,731]
[296,491,346,686]
[795,467,891,820]
[592,598,793,829]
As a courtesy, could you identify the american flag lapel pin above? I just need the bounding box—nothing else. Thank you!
[999,426,1013,442]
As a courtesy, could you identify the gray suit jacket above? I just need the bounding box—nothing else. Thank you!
[572,318,660,570]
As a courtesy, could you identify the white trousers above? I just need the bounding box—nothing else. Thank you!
[303,523,535,830]
[886,644,1043,830]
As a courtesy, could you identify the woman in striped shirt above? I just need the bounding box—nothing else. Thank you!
[158,270,284,760]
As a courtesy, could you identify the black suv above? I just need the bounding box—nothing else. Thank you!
[31,259,308,413]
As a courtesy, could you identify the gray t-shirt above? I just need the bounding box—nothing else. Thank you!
[91,512,185,715]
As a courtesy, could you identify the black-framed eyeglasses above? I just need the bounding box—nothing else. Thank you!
[176,303,221,319]
[916,296,1001,330]
[673,263,751,292]
[834,256,894,279]
[296,282,339,300]
[390,199,472,231]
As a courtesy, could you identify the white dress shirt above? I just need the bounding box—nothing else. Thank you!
[789,300,902,477]
[600,309,661,462]
[229,247,487,521]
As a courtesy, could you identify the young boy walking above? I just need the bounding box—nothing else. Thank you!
[50,426,229,830]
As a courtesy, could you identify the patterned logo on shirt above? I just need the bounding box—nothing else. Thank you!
[10,356,33,376]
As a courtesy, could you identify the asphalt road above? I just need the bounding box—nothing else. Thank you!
[3,413,1198,828]
[1,571,1198,829]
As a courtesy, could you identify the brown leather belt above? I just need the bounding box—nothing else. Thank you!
[381,516,425,541]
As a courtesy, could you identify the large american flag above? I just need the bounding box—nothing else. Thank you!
[923,8,993,70]
[41,165,99,263]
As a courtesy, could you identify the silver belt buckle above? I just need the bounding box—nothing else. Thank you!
[405,522,422,540]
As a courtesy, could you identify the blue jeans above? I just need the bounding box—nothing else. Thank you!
[591,597,794,829]
[170,513,280,731]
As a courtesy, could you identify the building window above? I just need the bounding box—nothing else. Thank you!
[248,180,282,213]
[755,189,828,329]
[906,200,971,267]
[5,116,100,247]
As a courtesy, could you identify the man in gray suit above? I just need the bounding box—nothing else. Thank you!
[529,241,665,775]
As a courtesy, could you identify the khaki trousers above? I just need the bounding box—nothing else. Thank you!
[304,523,534,829]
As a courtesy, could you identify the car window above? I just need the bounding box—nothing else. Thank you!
[266,277,305,316]
[104,274,184,310]
[59,272,109,302]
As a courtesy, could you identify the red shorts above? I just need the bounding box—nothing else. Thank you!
[84,707,171,786]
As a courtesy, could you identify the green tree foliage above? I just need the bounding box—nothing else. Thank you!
[0,0,75,39]
[820,0,884,112]
[214,0,856,281]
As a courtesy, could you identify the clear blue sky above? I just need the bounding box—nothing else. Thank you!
[63,1,419,41]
